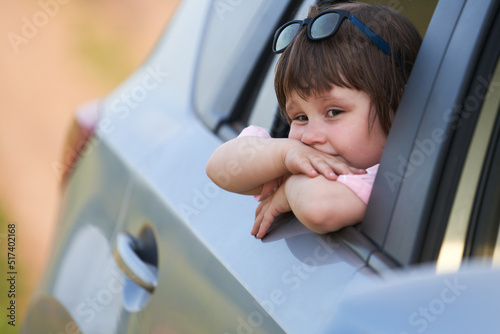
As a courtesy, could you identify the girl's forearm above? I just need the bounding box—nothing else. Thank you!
[284,175,366,234]
[206,137,294,194]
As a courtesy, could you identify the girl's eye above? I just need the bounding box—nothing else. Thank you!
[327,109,343,117]
[292,114,308,122]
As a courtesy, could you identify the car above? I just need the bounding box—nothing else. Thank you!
[21,0,500,333]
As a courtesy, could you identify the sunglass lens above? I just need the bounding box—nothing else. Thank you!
[275,23,301,52]
[310,12,340,39]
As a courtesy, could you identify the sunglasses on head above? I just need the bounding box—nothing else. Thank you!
[273,9,396,59]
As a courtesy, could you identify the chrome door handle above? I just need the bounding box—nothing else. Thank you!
[113,232,157,293]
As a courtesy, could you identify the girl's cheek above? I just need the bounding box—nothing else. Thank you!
[288,124,304,141]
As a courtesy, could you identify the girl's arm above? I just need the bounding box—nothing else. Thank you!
[206,136,360,195]
[252,174,366,238]
[206,136,296,195]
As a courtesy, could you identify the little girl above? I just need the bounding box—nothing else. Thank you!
[206,2,422,238]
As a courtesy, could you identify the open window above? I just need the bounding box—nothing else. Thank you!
[194,0,302,137]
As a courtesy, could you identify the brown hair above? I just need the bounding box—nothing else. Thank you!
[275,2,422,135]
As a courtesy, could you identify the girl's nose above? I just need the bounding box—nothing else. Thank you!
[301,122,326,146]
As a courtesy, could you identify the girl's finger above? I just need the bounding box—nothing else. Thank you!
[295,156,318,177]
[251,218,261,236]
[253,200,275,238]
[309,157,338,180]
[327,160,354,176]
[253,202,266,235]
[256,217,272,239]
[255,201,263,219]
[349,167,367,174]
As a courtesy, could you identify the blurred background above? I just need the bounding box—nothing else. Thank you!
[0,0,181,331]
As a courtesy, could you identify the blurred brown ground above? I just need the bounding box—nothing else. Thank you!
[0,0,181,330]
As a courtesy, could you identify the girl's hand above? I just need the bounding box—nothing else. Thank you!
[252,185,290,239]
[284,141,365,180]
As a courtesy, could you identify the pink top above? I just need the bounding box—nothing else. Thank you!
[238,125,378,204]
[337,164,378,204]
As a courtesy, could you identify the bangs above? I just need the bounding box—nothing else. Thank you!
[283,33,354,102]
[275,20,372,121]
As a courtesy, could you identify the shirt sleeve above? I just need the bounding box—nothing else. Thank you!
[238,125,272,138]
[336,164,379,204]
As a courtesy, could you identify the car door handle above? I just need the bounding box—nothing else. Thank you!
[113,232,157,293]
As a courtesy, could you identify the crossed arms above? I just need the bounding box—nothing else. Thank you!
[206,136,366,238]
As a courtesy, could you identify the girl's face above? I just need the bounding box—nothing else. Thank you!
[286,86,387,169]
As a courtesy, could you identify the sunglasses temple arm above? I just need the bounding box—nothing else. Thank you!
[348,14,408,77]
[348,14,391,55]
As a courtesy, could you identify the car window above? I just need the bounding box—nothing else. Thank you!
[194,0,294,131]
